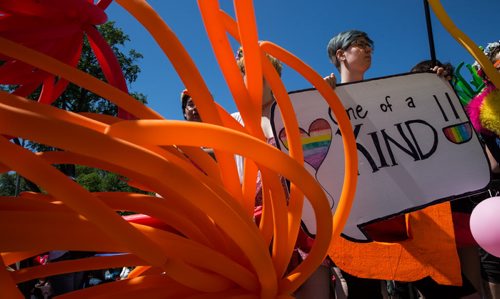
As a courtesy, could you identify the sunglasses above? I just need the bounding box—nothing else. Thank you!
[348,39,374,51]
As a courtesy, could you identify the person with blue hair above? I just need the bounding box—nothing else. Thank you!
[324,29,374,88]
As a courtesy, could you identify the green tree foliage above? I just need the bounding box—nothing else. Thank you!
[0,173,22,196]
[4,21,151,196]
[75,166,145,193]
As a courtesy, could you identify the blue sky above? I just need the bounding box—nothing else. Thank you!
[105,0,499,120]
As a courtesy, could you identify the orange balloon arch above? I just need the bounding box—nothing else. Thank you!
[0,0,358,298]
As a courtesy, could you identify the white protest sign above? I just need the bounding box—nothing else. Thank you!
[271,73,490,241]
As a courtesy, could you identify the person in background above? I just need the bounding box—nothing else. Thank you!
[180,88,215,159]
[324,30,480,298]
[181,89,201,122]
[324,29,373,89]
[231,46,283,183]
[410,59,453,80]
[325,29,383,299]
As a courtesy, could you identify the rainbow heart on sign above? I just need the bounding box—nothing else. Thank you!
[279,118,332,171]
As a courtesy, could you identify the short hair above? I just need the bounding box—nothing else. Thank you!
[327,30,374,70]
[410,59,454,75]
[180,89,190,120]
[236,46,282,77]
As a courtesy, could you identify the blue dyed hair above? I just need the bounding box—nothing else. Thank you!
[327,30,373,69]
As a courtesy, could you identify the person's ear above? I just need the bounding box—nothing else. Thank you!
[336,49,345,62]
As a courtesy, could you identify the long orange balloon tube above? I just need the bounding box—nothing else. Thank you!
[32,144,229,252]
[257,174,275,247]
[114,0,219,125]
[259,55,305,278]
[3,125,227,276]
[242,159,260,219]
[126,266,151,279]
[107,120,333,295]
[1,251,44,267]
[259,167,289,278]
[197,0,262,136]
[0,5,229,197]
[106,122,328,220]
[0,92,232,244]
[198,0,265,220]
[0,93,230,249]
[427,0,500,88]
[176,145,223,184]
[213,8,308,280]
[12,254,144,283]
[0,37,162,120]
[0,196,70,214]
[0,91,224,192]
[0,90,177,175]
[260,42,358,238]
[0,209,258,292]
[102,191,249,263]
[18,191,214,249]
[259,42,358,292]
[0,0,362,297]
[0,256,22,299]
[57,275,197,299]
[98,192,214,247]
[0,106,274,293]
[114,0,243,208]
[135,224,259,292]
[233,2,293,263]
[234,0,264,126]
[0,90,107,133]
[0,137,168,268]
[214,15,307,273]
[0,211,123,252]
[35,150,212,201]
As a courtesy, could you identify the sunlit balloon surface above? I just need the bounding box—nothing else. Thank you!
[0,0,359,298]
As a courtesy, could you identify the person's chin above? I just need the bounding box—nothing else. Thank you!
[365,60,372,69]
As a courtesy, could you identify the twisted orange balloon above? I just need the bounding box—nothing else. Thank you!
[0,0,358,297]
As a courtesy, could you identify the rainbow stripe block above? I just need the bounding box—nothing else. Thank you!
[301,131,332,170]
[280,119,332,171]
[442,122,473,144]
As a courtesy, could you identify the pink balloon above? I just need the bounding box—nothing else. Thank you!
[470,196,500,257]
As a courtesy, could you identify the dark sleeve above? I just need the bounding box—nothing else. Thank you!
[483,135,500,162]
[482,134,500,183]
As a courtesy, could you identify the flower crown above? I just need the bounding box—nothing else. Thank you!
[484,41,500,58]
[473,40,500,71]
